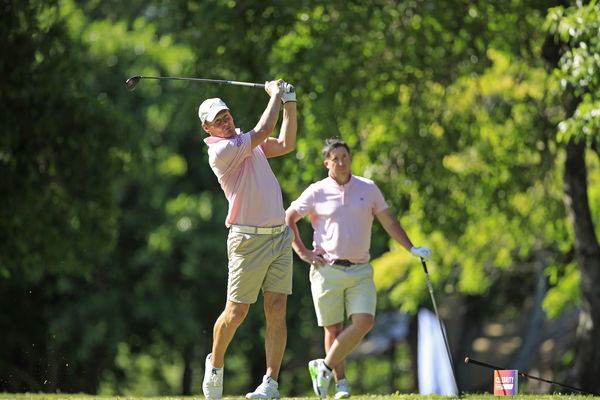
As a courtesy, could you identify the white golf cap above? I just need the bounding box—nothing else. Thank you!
[198,98,229,123]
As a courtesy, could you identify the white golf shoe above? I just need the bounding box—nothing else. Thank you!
[308,359,333,398]
[245,375,280,399]
[202,353,223,399]
[334,378,351,399]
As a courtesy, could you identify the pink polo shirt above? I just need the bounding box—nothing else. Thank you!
[204,130,285,227]
[290,174,388,264]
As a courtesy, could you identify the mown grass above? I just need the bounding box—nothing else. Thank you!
[1,393,599,400]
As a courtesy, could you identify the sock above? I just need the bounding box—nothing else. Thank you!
[209,358,223,370]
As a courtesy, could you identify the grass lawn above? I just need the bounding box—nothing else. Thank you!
[1,394,599,400]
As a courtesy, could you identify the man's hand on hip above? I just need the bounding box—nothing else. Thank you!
[298,249,326,267]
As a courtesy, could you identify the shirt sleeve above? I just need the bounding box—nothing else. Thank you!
[209,133,251,177]
[372,182,389,215]
[290,183,317,217]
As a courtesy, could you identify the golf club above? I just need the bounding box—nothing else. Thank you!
[420,258,459,393]
[464,356,599,396]
[125,75,295,93]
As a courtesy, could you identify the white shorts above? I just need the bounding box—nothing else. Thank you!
[309,262,376,327]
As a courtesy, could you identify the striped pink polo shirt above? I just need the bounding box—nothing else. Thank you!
[204,130,285,227]
[290,174,389,264]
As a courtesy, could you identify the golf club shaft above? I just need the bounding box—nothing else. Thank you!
[139,76,265,88]
[126,75,294,92]
[421,258,459,392]
[464,357,599,396]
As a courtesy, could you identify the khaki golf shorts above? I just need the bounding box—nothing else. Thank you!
[309,262,376,327]
[226,225,294,304]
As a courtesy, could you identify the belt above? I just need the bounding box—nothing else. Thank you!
[333,259,356,267]
[230,224,285,235]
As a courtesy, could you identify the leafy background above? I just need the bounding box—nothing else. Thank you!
[1,0,599,397]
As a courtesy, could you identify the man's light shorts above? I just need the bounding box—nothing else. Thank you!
[309,262,376,327]
[226,226,294,304]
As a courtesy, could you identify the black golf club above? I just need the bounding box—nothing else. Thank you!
[465,356,600,396]
[421,258,459,393]
[125,75,295,93]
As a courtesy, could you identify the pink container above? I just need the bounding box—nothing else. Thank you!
[494,370,518,395]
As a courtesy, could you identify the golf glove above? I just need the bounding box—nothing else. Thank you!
[410,246,431,261]
[281,90,296,104]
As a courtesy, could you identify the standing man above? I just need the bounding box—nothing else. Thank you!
[200,79,297,400]
[285,137,431,398]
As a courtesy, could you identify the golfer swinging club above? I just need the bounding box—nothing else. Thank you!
[285,137,431,398]
[201,79,297,399]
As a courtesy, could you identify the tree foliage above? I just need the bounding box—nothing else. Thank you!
[546,0,600,145]
[1,0,599,396]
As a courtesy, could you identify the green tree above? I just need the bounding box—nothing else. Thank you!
[0,0,136,391]
[0,0,131,280]
[543,0,600,390]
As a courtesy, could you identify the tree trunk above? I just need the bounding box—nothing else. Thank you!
[563,139,600,393]
[512,254,548,374]
[182,346,193,395]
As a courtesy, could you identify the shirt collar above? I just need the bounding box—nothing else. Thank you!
[327,172,353,188]
[203,128,243,144]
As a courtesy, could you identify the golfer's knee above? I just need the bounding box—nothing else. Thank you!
[325,323,344,339]
[224,303,249,327]
[264,293,287,320]
[353,314,374,335]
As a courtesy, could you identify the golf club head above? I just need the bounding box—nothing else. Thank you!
[125,76,142,91]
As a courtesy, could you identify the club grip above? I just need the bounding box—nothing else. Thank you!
[281,82,295,93]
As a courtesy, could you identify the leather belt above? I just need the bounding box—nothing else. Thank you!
[333,259,356,267]
[230,224,285,235]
